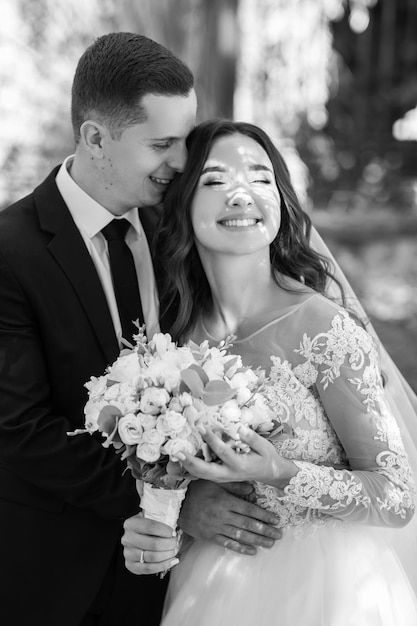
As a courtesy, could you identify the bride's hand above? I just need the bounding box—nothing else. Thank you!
[177,426,297,489]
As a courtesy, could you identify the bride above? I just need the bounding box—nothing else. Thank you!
[123,119,417,625]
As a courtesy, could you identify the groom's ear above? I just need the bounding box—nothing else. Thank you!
[80,120,107,158]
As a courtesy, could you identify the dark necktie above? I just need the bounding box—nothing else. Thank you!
[101,219,144,343]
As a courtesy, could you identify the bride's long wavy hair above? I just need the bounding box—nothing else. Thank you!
[157,119,345,342]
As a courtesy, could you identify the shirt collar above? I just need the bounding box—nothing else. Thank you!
[56,155,141,238]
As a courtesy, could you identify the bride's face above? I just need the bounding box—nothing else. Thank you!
[191,133,281,257]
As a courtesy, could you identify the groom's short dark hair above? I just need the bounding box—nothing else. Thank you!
[71,32,194,142]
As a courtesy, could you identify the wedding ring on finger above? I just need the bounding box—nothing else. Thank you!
[139,550,145,564]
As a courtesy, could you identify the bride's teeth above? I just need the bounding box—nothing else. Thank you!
[221,218,258,227]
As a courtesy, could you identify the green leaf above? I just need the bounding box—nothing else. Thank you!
[97,405,122,434]
[180,367,206,397]
[201,380,236,406]
[187,363,210,385]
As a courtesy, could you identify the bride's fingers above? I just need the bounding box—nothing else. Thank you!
[238,425,271,454]
[201,429,240,463]
[179,451,229,481]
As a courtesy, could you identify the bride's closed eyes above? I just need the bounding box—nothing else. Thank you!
[201,176,273,187]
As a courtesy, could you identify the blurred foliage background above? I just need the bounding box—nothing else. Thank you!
[1,0,416,390]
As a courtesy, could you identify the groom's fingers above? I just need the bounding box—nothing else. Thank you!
[123,543,179,575]
[123,514,175,538]
[124,553,179,576]
[213,512,282,554]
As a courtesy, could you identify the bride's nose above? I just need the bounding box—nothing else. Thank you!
[226,187,254,208]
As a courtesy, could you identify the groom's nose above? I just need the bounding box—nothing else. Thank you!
[167,141,188,172]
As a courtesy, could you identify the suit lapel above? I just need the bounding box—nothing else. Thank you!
[34,169,119,364]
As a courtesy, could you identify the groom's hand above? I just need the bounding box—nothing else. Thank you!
[122,515,179,575]
[178,480,281,555]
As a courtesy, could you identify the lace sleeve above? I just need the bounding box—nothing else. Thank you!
[282,309,416,527]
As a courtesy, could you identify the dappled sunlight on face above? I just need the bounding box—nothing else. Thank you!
[191,133,281,256]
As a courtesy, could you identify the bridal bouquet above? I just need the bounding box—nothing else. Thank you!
[71,327,275,530]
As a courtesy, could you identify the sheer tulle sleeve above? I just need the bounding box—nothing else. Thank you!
[279,307,416,527]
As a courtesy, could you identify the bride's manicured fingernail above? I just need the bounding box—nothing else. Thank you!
[239,425,250,436]
[176,452,186,461]
[169,558,179,568]
[198,425,207,435]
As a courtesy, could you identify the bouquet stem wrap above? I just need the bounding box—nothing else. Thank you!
[137,481,188,530]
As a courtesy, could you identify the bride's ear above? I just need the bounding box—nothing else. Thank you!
[79,120,108,159]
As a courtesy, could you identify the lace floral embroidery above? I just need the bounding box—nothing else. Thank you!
[256,309,415,527]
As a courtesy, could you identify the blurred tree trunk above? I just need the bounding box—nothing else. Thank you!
[195,0,238,119]
[117,0,238,120]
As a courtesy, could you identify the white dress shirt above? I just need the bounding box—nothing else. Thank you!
[56,156,160,344]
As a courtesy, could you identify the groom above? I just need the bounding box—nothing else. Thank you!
[0,32,280,626]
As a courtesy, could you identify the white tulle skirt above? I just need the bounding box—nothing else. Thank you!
[161,522,417,626]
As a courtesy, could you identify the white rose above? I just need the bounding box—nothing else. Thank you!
[219,400,241,422]
[139,387,170,414]
[163,438,197,461]
[175,423,193,440]
[139,413,157,431]
[118,414,143,445]
[141,428,166,447]
[136,442,161,463]
[156,410,186,436]
[107,352,142,385]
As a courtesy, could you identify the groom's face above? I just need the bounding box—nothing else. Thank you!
[101,90,197,214]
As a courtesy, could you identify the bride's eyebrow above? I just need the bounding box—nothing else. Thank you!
[201,166,226,175]
[249,164,274,174]
[200,163,273,175]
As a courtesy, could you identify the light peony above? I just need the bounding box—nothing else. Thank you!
[107,352,142,385]
[178,392,193,407]
[139,387,171,415]
[145,360,182,392]
[219,400,241,422]
[202,355,225,380]
[84,398,107,432]
[229,369,258,390]
[118,414,144,445]
[151,333,176,356]
[168,397,183,413]
[85,375,107,400]
[246,396,274,431]
[235,386,253,404]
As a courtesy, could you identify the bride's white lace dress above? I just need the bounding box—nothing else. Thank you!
[162,294,417,626]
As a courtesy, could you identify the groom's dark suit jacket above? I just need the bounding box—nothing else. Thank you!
[0,167,172,625]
